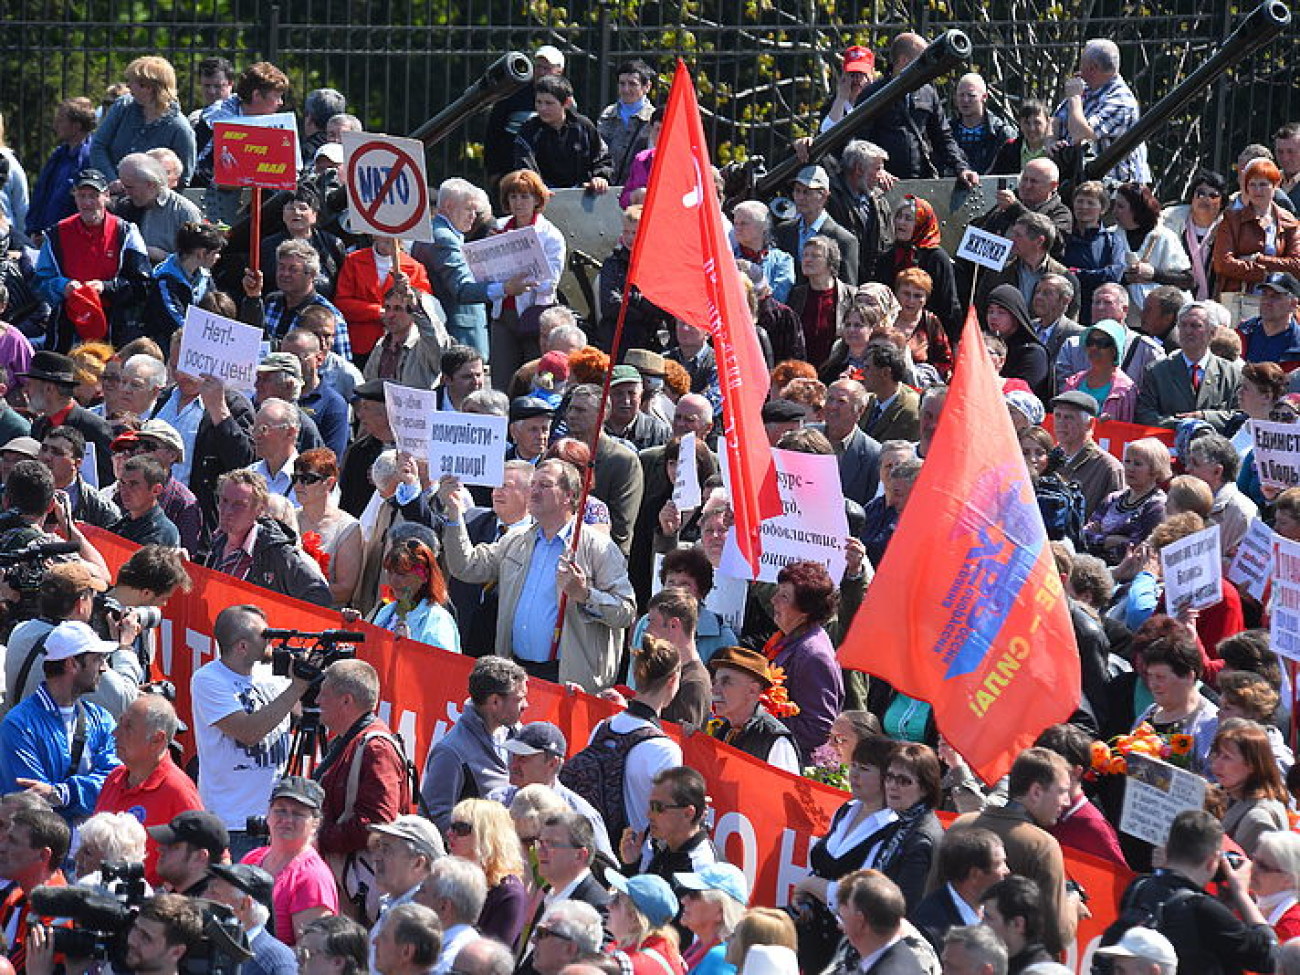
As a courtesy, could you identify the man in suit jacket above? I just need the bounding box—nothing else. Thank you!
[976,212,1080,322]
[515,810,611,969]
[1135,301,1241,432]
[1032,274,1084,385]
[858,343,921,443]
[910,828,1008,951]
[833,870,930,975]
[773,165,860,286]
[411,178,532,357]
[24,351,114,486]
[815,379,881,507]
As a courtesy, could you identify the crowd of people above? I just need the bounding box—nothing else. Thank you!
[0,23,1295,975]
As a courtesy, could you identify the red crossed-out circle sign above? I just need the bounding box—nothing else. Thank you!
[346,139,429,237]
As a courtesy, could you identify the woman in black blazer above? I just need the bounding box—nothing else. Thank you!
[876,742,946,912]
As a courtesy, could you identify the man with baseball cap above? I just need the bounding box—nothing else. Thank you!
[1095,928,1179,975]
[773,165,860,286]
[705,647,799,773]
[507,396,553,464]
[32,168,150,352]
[1050,388,1124,517]
[491,721,615,861]
[24,350,114,486]
[815,45,877,135]
[605,364,671,451]
[149,809,229,897]
[254,352,325,453]
[1240,272,1300,369]
[0,619,120,822]
[129,419,204,556]
[484,45,569,189]
[367,815,446,971]
[207,862,297,975]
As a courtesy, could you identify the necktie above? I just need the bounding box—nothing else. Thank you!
[1190,363,1203,393]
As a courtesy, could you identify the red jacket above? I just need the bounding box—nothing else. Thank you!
[317,715,412,856]
[1212,203,1300,293]
[332,248,432,355]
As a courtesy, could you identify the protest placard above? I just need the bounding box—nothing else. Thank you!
[212,114,300,190]
[1160,523,1222,613]
[462,226,552,286]
[80,443,98,489]
[956,225,1013,271]
[1272,536,1300,662]
[178,306,263,388]
[1120,752,1208,846]
[341,132,434,242]
[718,448,848,584]
[383,382,441,460]
[1252,418,1300,491]
[427,411,509,487]
[672,432,702,511]
[1228,519,1277,602]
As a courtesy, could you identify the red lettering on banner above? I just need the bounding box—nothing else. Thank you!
[85,527,1130,970]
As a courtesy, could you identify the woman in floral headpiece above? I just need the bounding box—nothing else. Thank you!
[367,538,460,653]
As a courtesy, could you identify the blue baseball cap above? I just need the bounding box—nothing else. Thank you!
[607,872,679,927]
[674,863,750,907]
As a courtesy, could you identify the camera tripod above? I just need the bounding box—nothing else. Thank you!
[264,627,365,776]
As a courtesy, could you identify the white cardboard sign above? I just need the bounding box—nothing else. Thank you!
[177,306,264,389]
[1272,537,1300,662]
[718,448,848,584]
[1120,753,1208,846]
[342,131,434,242]
[427,410,509,487]
[1227,519,1276,602]
[672,432,702,511]
[383,382,442,461]
[1160,524,1222,613]
[956,225,1014,271]
[462,226,553,286]
[1252,418,1300,491]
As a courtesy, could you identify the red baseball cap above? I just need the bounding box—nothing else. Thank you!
[843,45,875,74]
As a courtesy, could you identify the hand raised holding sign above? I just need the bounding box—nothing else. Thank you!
[242,268,264,299]
[503,272,537,297]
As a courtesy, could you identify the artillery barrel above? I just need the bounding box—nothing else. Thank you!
[1084,0,1290,182]
[755,29,972,198]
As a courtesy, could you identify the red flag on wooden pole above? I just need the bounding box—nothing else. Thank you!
[839,314,1081,783]
[626,60,780,574]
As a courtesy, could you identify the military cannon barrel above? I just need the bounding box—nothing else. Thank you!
[755,30,972,198]
[1083,0,1290,182]
[224,52,534,253]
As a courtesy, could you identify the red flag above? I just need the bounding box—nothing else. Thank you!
[626,60,780,574]
[839,317,1081,783]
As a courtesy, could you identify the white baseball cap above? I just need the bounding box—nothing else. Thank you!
[534,45,565,69]
[1095,928,1178,967]
[44,621,117,662]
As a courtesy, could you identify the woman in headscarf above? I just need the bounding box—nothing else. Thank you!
[873,196,961,342]
[1062,319,1137,421]
[985,284,1049,400]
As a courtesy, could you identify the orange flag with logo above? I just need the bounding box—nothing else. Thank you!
[839,316,1081,783]
[626,60,779,575]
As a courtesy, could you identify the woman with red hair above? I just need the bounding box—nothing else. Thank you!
[872,196,960,341]
[1213,158,1300,295]
[369,538,460,652]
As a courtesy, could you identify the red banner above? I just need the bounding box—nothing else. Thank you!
[1042,417,1176,461]
[626,61,780,574]
[86,528,1127,973]
[212,122,300,191]
[841,320,1081,785]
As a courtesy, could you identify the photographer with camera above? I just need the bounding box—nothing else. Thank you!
[95,694,202,885]
[93,543,192,689]
[3,562,141,719]
[0,804,70,975]
[207,863,297,975]
[314,659,412,922]
[0,621,120,823]
[38,428,118,529]
[192,605,317,860]
[27,890,203,975]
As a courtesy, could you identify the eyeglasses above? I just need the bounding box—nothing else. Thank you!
[448,821,474,837]
[648,800,689,813]
[1194,188,1222,199]
[536,837,580,850]
[292,472,327,485]
[535,928,572,943]
[884,772,916,787]
[1084,337,1114,349]
[253,422,293,435]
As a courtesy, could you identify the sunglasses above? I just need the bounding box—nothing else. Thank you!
[535,928,571,943]
[884,772,916,787]
[291,472,327,485]
[1194,188,1222,199]
[447,821,474,837]
[1084,337,1114,349]
[648,800,689,813]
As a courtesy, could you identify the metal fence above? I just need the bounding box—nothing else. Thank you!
[2,0,1296,200]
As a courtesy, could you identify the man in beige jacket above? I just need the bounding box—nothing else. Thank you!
[439,458,636,690]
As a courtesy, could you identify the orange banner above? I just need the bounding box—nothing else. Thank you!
[85,527,1130,972]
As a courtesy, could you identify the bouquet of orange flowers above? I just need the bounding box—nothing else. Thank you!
[1089,723,1196,778]
[762,665,801,720]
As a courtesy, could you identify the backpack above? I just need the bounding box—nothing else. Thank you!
[558,719,667,848]
[1091,874,1199,975]
[1035,474,1086,547]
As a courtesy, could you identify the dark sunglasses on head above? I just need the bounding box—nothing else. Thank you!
[291,472,327,485]
[447,820,474,837]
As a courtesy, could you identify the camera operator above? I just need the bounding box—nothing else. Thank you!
[4,562,142,719]
[192,605,316,860]
[0,621,120,822]
[95,695,202,886]
[0,803,71,975]
[26,891,203,975]
[314,659,412,922]
[206,864,297,975]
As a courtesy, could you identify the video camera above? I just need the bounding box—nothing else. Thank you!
[264,628,364,684]
[0,537,81,627]
[29,880,252,975]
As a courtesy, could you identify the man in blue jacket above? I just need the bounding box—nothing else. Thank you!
[0,619,119,822]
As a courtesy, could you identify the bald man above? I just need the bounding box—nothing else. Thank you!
[948,73,1018,175]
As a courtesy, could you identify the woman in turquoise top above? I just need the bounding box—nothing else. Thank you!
[1063,318,1137,421]
[367,538,461,653]
[676,863,750,975]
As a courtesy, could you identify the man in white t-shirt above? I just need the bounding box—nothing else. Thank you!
[190,603,312,859]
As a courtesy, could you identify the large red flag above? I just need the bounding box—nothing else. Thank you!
[839,316,1081,784]
[626,60,779,574]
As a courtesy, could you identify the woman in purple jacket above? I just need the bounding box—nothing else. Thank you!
[765,561,844,761]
